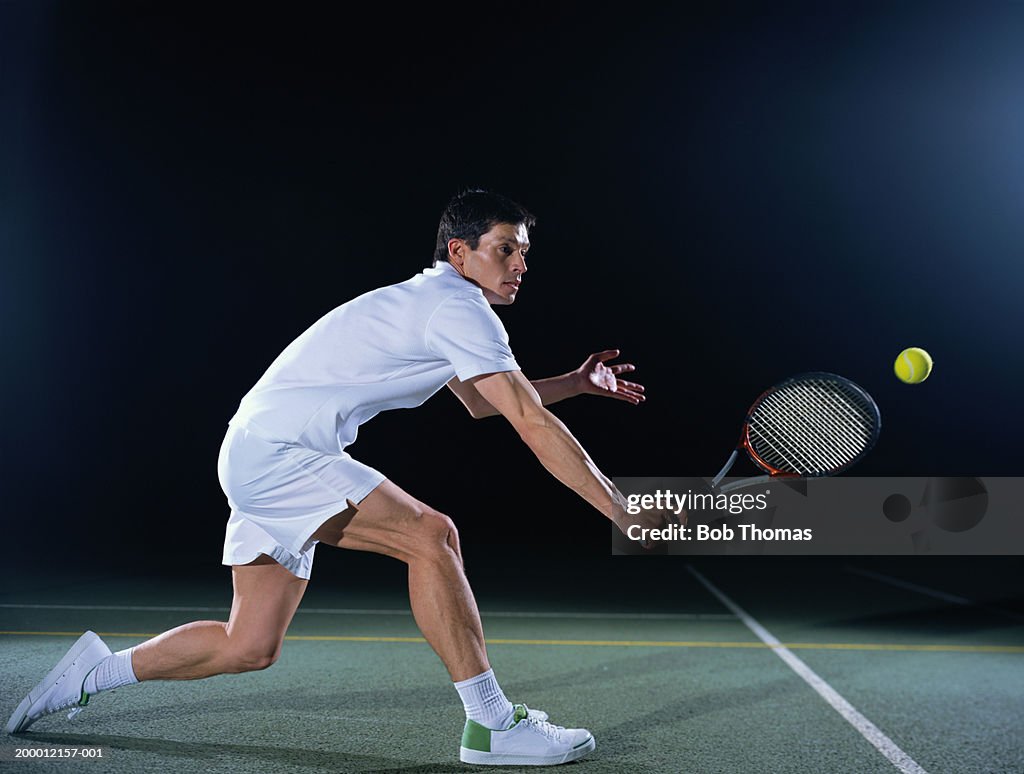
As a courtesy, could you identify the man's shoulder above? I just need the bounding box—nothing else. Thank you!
[389,263,485,306]
[339,264,485,323]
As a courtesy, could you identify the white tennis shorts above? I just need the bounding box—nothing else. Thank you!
[218,423,386,580]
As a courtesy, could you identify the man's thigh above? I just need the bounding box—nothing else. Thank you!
[311,479,456,561]
[227,555,308,655]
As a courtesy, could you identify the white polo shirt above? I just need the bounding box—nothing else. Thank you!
[228,261,520,455]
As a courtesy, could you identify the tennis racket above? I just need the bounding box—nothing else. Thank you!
[711,372,881,494]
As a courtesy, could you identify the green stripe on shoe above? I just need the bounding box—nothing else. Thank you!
[461,719,491,753]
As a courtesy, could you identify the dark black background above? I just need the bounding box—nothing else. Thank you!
[3,2,1022,580]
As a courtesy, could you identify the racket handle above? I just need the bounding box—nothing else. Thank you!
[711,450,739,488]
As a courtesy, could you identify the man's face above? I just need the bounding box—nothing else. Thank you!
[449,222,530,305]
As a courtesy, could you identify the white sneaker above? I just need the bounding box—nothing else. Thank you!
[460,704,596,766]
[6,631,112,734]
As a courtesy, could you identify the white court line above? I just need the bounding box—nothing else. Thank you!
[0,604,732,621]
[688,566,929,774]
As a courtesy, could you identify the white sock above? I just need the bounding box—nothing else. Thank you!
[454,669,515,730]
[83,648,139,696]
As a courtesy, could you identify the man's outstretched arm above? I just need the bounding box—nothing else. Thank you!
[447,349,645,419]
[468,369,660,534]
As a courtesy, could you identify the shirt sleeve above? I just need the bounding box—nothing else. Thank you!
[425,291,520,381]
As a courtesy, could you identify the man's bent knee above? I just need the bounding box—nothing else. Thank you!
[411,508,462,562]
[228,643,281,673]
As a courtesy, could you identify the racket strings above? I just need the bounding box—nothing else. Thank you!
[753,389,858,473]
[748,379,876,476]
[747,429,810,474]
[747,402,822,471]
[787,384,872,460]
[755,383,873,471]
[762,384,871,469]
[766,385,867,462]
[751,405,840,474]
[750,407,832,474]
[793,381,874,435]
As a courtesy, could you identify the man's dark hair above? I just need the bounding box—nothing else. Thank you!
[434,189,536,266]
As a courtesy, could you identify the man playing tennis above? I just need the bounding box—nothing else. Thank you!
[6,190,657,766]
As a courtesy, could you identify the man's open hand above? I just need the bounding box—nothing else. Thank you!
[575,349,646,405]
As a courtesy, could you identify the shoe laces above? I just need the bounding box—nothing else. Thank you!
[47,669,88,718]
[50,690,84,714]
[521,709,564,742]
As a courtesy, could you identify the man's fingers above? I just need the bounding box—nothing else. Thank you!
[602,381,644,401]
[594,349,620,362]
[607,390,643,404]
[609,363,635,375]
[615,383,645,401]
[616,379,644,392]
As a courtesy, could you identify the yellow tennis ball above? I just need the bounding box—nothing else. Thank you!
[894,347,933,384]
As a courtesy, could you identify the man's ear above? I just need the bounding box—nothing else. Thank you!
[448,237,466,267]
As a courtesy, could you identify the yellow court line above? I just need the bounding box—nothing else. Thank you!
[1,631,1022,654]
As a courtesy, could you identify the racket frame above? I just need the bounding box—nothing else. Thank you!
[711,372,881,492]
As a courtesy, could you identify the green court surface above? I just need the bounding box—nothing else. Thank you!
[1,558,1022,773]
